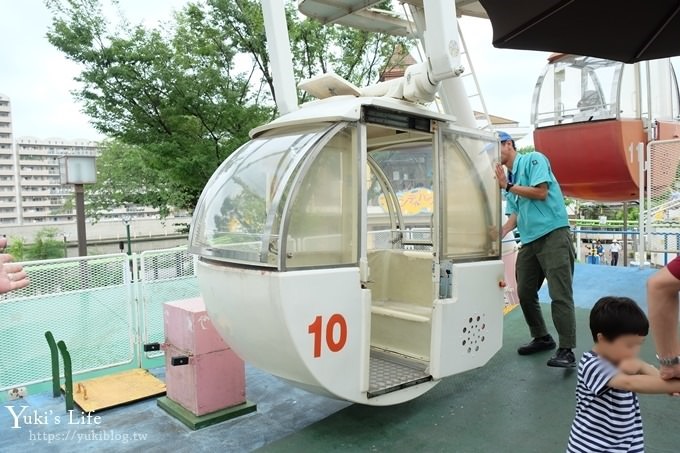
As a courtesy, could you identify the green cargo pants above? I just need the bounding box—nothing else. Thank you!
[516,226,576,349]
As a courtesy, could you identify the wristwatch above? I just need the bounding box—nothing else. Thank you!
[505,182,514,192]
[656,354,680,366]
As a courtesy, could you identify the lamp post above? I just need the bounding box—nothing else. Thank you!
[59,155,97,257]
[121,214,132,255]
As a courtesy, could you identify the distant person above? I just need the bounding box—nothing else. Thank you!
[567,297,680,453]
[495,131,577,368]
[610,239,621,266]
[0,237,29,294]
[646,256,680,380]
[596,241,604,264]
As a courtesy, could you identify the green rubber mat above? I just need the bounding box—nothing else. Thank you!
[262,308,679,453]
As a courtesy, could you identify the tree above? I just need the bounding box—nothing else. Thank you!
[575,202,639,222]
[27,228,66,260]
[85,140,185,220]
[7,229,66,261]
[6,237,26,262]
[614,205,639,222]
[46,0,406,216]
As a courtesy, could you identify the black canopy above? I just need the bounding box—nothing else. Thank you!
[478,0,680,63]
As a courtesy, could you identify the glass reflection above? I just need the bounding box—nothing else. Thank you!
[189,125,330,264]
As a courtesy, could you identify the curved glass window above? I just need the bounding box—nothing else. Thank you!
[532,55,621,127]
[618,63,643,119]
[283,126,358,269]
[189,124,332,265]
[617,60,680,121]
[439,129,500,260]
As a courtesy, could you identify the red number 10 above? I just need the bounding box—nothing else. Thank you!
[308,314,347,358]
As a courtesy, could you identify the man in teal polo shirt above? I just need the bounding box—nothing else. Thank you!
[494,131,576,368]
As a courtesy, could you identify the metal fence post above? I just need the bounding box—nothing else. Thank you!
[131,252,143,369]
[623,202,629,266]
[637,142,646,268]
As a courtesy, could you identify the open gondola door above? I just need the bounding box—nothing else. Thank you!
[429,124,505,379]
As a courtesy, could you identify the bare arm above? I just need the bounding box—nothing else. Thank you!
[639,362,661,377]
[501,213,517,239]
[619,358,660,377]
[646,266,680,379]
[507,183,548,201]
[609,372,680,394]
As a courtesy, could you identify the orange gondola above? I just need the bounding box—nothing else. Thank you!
[531,54,680,202]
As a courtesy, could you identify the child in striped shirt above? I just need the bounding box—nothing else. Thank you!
[567,296,680,453]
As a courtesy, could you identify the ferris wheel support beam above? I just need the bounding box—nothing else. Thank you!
[407,3,476,129]
[399,0,466,105]
[293,0,477,127]
[262,0,299,115]
[421,0,464,83]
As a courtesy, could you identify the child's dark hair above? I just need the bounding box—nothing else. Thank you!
[590,297,648,342]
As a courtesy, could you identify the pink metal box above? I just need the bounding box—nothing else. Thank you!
[164,297,228,356]
[164,344,246,416]
[163,297,246,416]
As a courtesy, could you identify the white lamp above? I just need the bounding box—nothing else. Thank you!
[59,156,97,184]
[59,155,97,256]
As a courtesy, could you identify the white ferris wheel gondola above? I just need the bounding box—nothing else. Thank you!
[188,0,507,405]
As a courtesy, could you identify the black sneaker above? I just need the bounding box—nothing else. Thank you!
[547,348,576,368]
[517,335,556,355]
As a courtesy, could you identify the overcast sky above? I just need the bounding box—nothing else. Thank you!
[0,0,188,140]
[1,1,673,146]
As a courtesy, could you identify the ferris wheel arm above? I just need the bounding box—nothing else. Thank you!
[269,0,468,108]
[420,0,465,83]
[261,0,299,115]
[404,2,476,126]
[357,0,466,104]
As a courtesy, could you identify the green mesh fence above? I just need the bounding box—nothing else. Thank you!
[138,248,199,365]
[0,247,200,394]
[0,254,134,391]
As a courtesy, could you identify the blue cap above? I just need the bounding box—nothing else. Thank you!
[497,131,513,142]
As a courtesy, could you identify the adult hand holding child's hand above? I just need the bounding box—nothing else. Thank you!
[660,363,680,380]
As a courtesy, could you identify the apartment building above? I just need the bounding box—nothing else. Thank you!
[0,94,19,225]
[16,136,98,224]
[0,94,162,226]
